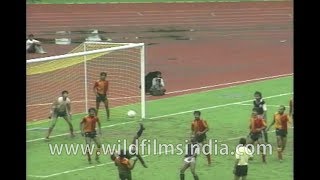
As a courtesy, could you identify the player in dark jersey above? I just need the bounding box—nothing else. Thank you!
[253,91,268,143]
[180,136,200,180]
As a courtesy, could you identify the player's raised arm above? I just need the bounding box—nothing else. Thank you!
[286,114,293,128]
[289,99,293,117]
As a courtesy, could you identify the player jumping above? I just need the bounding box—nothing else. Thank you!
[111,123,147,168]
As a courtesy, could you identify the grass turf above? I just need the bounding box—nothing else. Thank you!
[27,76,293,180]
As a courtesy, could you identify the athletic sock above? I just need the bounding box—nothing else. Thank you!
[180,174,185,180]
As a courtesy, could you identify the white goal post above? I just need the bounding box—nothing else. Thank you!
[27,42,145,121]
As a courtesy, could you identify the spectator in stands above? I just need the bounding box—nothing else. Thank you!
[26,34,47,54]
[150,71,166,96]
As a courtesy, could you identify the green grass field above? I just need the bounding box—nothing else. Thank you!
[27,0,285,4]
[27,76,293,180]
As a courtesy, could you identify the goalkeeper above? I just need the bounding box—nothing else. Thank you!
[46,90,74,140]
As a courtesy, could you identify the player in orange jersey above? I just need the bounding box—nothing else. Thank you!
[267,105,292,162]
[191,110,211,165]
[247,107,267,163]
[112,149,139,180]
[80,107,102,164]
[93,72,110,120]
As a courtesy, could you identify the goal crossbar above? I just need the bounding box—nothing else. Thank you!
[27,43,144,63]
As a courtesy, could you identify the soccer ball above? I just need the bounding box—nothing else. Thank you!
[127,110,136,118]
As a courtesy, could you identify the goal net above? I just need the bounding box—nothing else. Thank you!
[27,42,145,122]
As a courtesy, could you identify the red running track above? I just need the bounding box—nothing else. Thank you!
[26,1,293,121]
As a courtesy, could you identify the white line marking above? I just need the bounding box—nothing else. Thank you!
[27,127,49,131]
[166,73,292,95]
[27,126,293,178]
[26,74,292,125]
[27,92,292,143]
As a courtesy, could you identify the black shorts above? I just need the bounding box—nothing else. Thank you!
[119,171,132,180]
[235,165,248,177]
[195,133,207,143]
[85,131,97,138]
[96,94,107,103]
[250,132,262,142]
[54,110,67,117]
[276,129,287,137]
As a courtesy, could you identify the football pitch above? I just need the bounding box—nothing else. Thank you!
[27,75,293,180]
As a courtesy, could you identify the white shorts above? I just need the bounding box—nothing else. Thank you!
[128,144,136,154]
[184,157,195,163]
